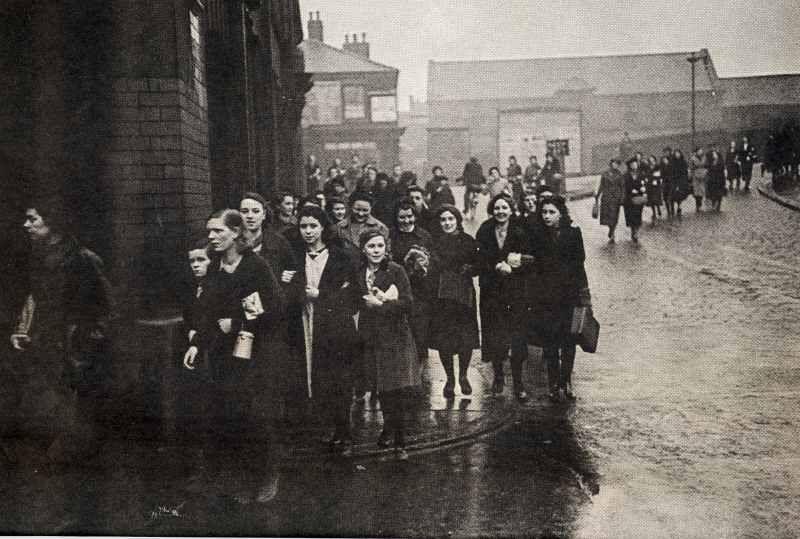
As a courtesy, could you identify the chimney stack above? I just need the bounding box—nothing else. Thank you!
[343,31,370,59]
[307,11,323,42]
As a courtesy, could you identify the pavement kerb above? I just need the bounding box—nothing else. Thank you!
[758,181,800,212]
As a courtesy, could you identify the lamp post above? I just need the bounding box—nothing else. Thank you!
[687,52,701,151]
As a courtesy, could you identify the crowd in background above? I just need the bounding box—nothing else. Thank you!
[595,135,760,243]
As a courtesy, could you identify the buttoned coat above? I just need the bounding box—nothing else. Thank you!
[357,260,421,392]
[596,168,625,227]
[475,218,532,360]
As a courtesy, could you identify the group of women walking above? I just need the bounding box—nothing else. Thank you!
[595,144,743,243]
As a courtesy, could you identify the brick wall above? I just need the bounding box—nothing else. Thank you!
[104,77,211,313]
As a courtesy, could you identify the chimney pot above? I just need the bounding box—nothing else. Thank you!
[362,32,366,42]
[345,34,349,43]
[353,33,357,42]
[315,10,320,19]
[309,11,312,21]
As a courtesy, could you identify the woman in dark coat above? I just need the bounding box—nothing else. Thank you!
[528,196,592,402]
[707,150,726,211]
[476,194,533,400]
[288,205,359,452]
[644,155,663,224]
[357,229,421,459]
[183,208,285,504]
[594,159,625,243]
[622,158,647,242]
[428,205,480,398]
[725,140,741,192]
[10,204,114,463]
[659,155,675,218]
[390,199,434,362]
[671,149,690,218]
[239,192,304,421]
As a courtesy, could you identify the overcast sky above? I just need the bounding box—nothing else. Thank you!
[298,0,800,110]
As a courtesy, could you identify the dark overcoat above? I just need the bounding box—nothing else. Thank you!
[528,224,590,347]
[597,168,625,227]
[427,230,480,352]
[475,218,532,360]
[287,245,359,397]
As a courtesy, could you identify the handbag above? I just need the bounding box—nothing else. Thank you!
[591,198,599,219]
[570,306,599,353]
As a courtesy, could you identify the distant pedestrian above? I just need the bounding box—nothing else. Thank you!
[487,166,511,198]
[725,140,741,192]
[357,229,421,460]
[524,155,542,186]
[326,196,347,227]
[619,131,634,161]
[738,136,757,191]
[407,185,435,233]
[645,155,663,224]
[506,155,524,201]
[660,155,675,218]
[426,166,455,211]
[336,191,389,251]
[274,191,298,234]
[689,148,708,212]
[671,149,690,218]
[428,205,480,398]
[594,159,625,243]
[528,196,592,402]
[623,157,647,243]
[707,150,726,211]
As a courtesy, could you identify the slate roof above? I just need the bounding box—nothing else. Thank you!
[428,50,717,101]
[719,75,800,106]
[300,38,397,74]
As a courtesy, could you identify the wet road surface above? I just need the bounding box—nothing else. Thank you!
[1,175,799,537]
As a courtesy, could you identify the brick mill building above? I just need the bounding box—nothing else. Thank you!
[0,0,310,317]
[426,49,800,177]
[299,12,404,173]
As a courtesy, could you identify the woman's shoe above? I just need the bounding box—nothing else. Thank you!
[459,376,472,395]
[443,380,455,398]
[377,429,392,448]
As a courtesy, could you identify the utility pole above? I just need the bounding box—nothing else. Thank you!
[687,51,700,152]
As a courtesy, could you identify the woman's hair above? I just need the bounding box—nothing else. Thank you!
[431,165,443,175]
[299,194,321,208]
[435,204,464,232]
[536,195,572,228]
[349,191,374,207]
[26,201,66,235]
[486,192,515,216]
[297,204,331,231]
[207,208,249,252]
[358,228,387,250]
[393,197,418,228]
[240,191,274,224]
[488,166,500,176]
[188,237,210,254]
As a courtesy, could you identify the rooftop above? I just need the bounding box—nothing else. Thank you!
[428,50,717,101]
[300,38,397,74]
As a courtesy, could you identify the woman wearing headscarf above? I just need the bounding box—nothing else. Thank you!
[475,194,533,400]
[427,205,480,398]
[528,196,592,402]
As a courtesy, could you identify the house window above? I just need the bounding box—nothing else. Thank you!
[189,8,207,108]
[343,86,366,119]
[370,95,397,122]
